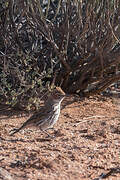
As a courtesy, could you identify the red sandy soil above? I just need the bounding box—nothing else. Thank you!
[0,95,120,180]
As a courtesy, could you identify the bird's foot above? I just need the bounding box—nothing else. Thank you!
[46,134,55,139]
[41,129,55,139]
[9,128,18,136]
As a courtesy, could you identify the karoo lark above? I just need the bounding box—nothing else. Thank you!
[10,87,65,136]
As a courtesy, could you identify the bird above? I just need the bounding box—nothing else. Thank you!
[9,87,65,137]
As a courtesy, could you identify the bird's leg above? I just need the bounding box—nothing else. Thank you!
[9,128,18,132]
[9,128,19,135]
[41,129,55,138]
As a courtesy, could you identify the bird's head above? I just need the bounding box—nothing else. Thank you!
[49,87,65,103]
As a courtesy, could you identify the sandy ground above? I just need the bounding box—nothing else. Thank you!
[0,95,120,180]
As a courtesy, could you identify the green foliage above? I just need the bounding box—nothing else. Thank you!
[0,0,120,110]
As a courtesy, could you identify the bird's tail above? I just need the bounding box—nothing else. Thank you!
[9,122,27,136]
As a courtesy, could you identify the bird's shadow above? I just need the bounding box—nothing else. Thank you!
[0,128,64,143]
[0,136,53,143]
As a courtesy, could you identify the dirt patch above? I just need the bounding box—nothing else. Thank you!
[0,96,120,180]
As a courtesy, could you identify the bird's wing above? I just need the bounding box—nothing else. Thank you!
[24,106,52,125]
[9,106,53,135]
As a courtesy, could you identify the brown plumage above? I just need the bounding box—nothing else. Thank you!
[10,87,65,136]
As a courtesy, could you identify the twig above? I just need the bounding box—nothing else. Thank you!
[74,116,108,125]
